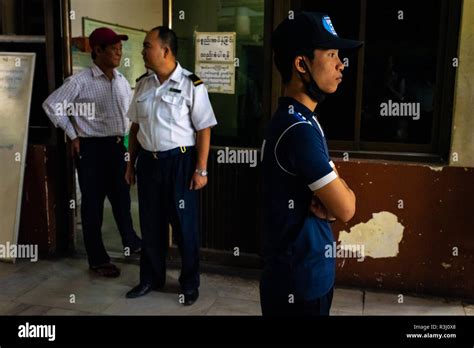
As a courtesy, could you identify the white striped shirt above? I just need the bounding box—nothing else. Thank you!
[42,63,132,140]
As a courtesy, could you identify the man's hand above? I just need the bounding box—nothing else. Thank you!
[125,163,136,186]
[310,196,336,221]
[189,172,207,190]
[71,138,80,157]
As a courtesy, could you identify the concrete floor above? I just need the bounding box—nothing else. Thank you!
[0,257,471,316]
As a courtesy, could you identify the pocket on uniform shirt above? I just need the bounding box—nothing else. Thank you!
[161,93,184,106]
[160,93,187,121]
[136,92,154,122]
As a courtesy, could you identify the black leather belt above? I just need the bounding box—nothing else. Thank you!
[79,136,124,144]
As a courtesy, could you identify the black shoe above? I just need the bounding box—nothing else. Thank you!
[183,289,199,306]
[126,283,154,299]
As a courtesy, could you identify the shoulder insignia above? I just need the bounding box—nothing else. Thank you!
[136,71,152,83]
[188,73,203,87]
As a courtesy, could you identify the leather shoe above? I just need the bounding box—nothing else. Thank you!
[183,289,199,306]
[126,283,155,299]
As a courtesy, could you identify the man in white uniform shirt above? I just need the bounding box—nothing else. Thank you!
[125,26,217,305]
[42,27,141,278]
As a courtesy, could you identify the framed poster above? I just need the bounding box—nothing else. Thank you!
[83,17,147,88]
[195,32,236,94]
[0,52,35,262]
[72,51,93,74]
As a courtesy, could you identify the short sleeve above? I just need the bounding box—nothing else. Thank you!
[191,84,218,131]
[278,123,337,191]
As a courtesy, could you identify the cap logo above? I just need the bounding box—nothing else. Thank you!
[322,16,338,36]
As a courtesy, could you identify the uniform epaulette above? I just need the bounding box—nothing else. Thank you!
[136,71,152,83]
[187,73,203,87]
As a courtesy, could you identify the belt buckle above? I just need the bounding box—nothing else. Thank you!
[152,152,158,159]
[180,146,186,153]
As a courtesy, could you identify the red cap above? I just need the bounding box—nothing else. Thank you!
[89,27,128,48]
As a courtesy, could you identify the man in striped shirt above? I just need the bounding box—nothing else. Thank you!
[43,27,141,277]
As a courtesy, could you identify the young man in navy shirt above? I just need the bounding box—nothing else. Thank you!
[260,12,362,316]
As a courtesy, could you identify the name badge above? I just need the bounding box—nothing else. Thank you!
[169,88,182,94]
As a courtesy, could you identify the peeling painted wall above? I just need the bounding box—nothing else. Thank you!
[332,160,474,300]
[450,0,474,168]
[339,212,404,259]
[332,1,474,299]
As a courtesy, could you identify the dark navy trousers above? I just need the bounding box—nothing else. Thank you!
[260,282,334,316]
[75,136,141,267]
[136,147,200,292]
[260,260,334,316]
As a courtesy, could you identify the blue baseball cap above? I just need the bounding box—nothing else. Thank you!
[272,12,363,54]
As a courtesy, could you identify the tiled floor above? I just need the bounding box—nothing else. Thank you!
[0,258,471,316]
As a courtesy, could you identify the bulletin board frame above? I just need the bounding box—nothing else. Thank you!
[0,52,36,262]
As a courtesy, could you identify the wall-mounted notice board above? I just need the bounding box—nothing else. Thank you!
[0,52,35,263]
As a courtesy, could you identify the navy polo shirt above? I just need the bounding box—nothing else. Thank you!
[261,97,338,302]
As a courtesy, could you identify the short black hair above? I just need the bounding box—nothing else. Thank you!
[273,47,315,84]
[151,26,178,57]
[91,44,107,60]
